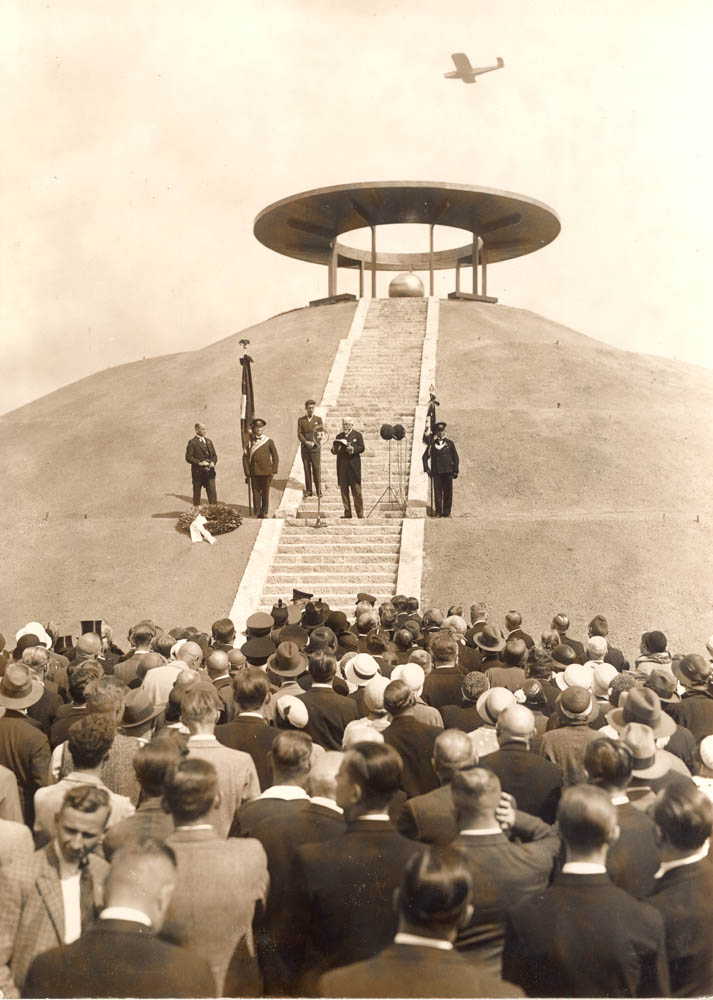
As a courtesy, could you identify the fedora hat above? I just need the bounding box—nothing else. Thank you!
[344,653,380,689]
[645,667,680,704]
[674,654,711,688]
[475,625,505,654]
[121,689,160,729]
[476,687,515,725]
[607,688,675,738]
[0,663,43,710]
[301,602,326,631]
[619,722,672,779]
[325,611,349,634]
[266,641,308,678]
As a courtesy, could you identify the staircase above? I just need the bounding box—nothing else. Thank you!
[259,298,429,613]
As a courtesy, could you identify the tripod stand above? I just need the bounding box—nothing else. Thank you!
[367,436,406,518]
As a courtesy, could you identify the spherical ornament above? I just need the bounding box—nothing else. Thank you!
[388,272,424,297]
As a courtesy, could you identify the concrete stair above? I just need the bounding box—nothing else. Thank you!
[258,298,429,614]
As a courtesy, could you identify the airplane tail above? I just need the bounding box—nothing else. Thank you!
[497,57,504,67]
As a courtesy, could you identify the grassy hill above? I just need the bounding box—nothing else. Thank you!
[0,302,356,643]
[421,300,713,657]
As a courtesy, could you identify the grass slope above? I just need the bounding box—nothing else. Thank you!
[0,302,356,643]
[422,300,713,658]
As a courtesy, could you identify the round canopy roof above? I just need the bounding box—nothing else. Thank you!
[254,181,560,272]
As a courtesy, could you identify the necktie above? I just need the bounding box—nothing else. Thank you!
[79,857,96,931]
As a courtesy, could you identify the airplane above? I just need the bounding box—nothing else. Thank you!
[444,53,504,84]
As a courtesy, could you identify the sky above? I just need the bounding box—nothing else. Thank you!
[2,0,712,414]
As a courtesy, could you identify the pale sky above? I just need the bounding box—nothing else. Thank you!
[2,0,712,414]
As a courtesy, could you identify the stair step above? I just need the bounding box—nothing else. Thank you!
[262,582,396,596]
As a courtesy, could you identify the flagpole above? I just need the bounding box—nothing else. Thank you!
[239,339,254,518]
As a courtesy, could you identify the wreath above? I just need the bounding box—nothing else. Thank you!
[177,503,242,536]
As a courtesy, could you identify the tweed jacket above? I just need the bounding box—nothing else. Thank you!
[186,735,260,837]
[0,765,23,823]
[541,721,600,785]
[56,732,142,804]
[0,841,108,997]
[0,820,33,868]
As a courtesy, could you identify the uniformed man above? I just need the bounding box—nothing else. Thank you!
[297,399,323,497]
[423,421,459,517]
[244,418,279,518]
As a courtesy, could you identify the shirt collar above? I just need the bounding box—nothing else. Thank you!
[100,906,152,928]
[459,826,502,837]
[187,734,218,745]
[310,796,343,814]
[359,812,391,821]
[655,841,710,879]
[312,682,333,689]
[259,785,308,801]
[239,711,266,719]
[611,793,630,806]
[562,862,607,875]
[394,932,452,951]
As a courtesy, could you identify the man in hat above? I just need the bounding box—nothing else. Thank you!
[266,641,310,718]
[541,686,600,785]
[502,785,669,998]
[471,688,516,759]
[331,416,365,519]
[0,663,51,826]
[244,418,279,518]
[215,668,276,790]
[485,637,528,693]
[0,785,111,997]
[670,654,713,742]
[298,399,323,498]
[423,421,459,518]
[619,722,692,797]
[185,421,218,506]
[474,624,508,676]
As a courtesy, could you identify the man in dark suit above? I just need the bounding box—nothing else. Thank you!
[292,743,422,991]
[23,839,215,998]
[396,728,475,844]
[441,672,489,732]
[331,416,365,519]
[649,782,713,997]
[670,654,713,743]
[480,704,562,823]
[185,421,218,506]
[205,650,235,725]
[298,650,358,750]
[0,663,51,827]
[244,418,279,518]
[502,784,670,998]
[421,632,468,710]
[588,614,630,671]
[298,399,323,497]
[216,668,276,789]
[233,730,311,837]
[22,647,63,735]
[551,613,586,663]
[382,680,439,799]
[503,611,534,648]
[423,420,459,517]
[317,845,515,998]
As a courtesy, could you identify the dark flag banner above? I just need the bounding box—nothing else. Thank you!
[240,352,255,452]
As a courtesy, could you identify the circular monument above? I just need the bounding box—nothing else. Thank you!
[389,272,424,297]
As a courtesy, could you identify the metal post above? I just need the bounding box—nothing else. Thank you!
[429,224,434,296]
[359,260,364,298]
[482,247,487,297]
[371,226,377,298]
[472,234,478,296]
[455,260,461,295]
[328,241,337,298]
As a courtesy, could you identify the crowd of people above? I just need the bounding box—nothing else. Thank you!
[0,596,712,998]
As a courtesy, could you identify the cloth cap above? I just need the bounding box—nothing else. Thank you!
[339,633,359,653]
[325,611,349,634]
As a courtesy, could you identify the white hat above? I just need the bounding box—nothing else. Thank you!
[591,662,618,698]
[391,663,425,697]
[15,622,52,650]
[344,654,380,689]
[556,663,594,692]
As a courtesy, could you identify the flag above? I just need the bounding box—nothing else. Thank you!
[239,353,255,454]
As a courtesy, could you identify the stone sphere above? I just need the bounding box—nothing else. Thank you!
[388,272,424,298]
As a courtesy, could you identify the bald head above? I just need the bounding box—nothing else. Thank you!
[432,729,476,782]
[451,768,502,827]
[77,633,102,659]
[227,649,247,672]
[309,751,344,800]
[105,843,177,930]
[176,641,203,668]
[206,650,230,679]
[496,705,536,746]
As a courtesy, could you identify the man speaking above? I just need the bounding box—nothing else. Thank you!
[332,417,364,519]
[186,422,218,506]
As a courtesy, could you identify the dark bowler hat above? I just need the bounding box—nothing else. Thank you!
[271,600,289,628]
[121,690,161,729]
[356,593,377,606]
[674,654,711,688]
[305,627,337,654]
[645,668,680,704]
[607,687,675,738]
[325,611,349,634]
[338,633,359,653]
[0,663,43,710]
[245,613,274,638]
[301,602,326,631]
[552,644,577,668]
[240,637,276,666]
[474,625,505,653]
[266,641,308,678]
[13,634,41,661]
[278,624,309,650]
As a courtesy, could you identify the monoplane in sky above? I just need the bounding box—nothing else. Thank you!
[444,53,504,84]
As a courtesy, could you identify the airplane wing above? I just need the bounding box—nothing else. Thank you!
[451,52,473,74]
[470,57,505,76]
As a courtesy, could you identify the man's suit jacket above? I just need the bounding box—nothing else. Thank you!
[102,797,175,861]
[0,820,33,868]
[246,437,279,477]
[505,627,534,649]
[484,665,526,692]
[0,841,108,996]
[186,737,260,838]
[293,817,422,988]
[670,690,713,743]
[113,650,151,687]
[298,686,358,750]
[318,941,517,999]
[26,686,63,736]
[164,826,268,996]
[0,765,23,824]
[558,634,586,663]
[502,872,670,998]
[440,702,482,733]
[185,435,217,471]
[298,414,323,447]
[604,642,629,671]
[607,799,660,899]
[480,742,562,823]
[455,815,561,974]
[649,857,713,997]
[0,712,50,827]
[395,782,458,844]
[382,716,439,798]
[22,918,216,998]
[232,792,309,838]
[332,430,365,487]
[216,715,277,790]
[421,665,469,710]
[49,704,88,750]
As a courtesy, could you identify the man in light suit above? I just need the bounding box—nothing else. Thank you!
[164,758,268,997]
[185,422,218,506]
[0,785,110,997]
[332,416,365,519]
[298,399,323,498]
[244,418,279,518]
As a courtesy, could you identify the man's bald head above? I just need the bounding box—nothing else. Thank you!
[205,650,229,678]
[496,705,536,746]
[308,751,344,800]
[432,729,477,783]
[176,641,203,668]
[105,842,177,931]
[227,649,247,672]
[77,633,102,659]
[451,768,502,827]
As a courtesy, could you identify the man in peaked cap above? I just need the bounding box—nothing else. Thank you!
[245,612,274,640]
[240,637,276,668]
[422,421,459,518]
[298,399,324,498]
[244,418,279,518]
